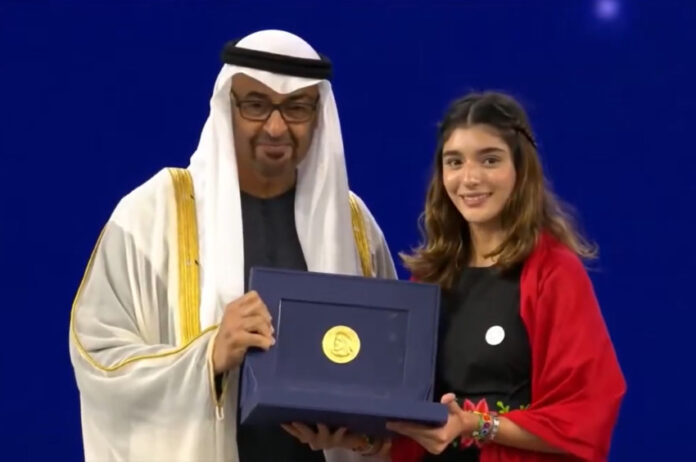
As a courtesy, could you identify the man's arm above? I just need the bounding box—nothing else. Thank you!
[69,222,224,460]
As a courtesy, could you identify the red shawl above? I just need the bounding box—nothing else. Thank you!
[391,233,626,462]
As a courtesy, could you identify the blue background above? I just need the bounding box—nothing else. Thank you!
[1,0,694,460]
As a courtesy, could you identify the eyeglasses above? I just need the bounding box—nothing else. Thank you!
[230,92,318,123]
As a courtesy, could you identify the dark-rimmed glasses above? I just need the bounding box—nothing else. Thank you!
[230,92,318,123]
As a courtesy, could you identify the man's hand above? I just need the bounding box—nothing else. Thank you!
[212,291,275,374]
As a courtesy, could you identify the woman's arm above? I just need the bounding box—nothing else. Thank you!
[493,416,563,453]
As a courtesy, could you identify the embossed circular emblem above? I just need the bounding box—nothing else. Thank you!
[322,325,361,364]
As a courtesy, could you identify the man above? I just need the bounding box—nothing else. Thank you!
[69,30,396,462]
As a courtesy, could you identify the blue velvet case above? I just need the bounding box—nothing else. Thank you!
[240,267,447,435]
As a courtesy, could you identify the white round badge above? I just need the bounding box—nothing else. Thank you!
[485,325,505,346]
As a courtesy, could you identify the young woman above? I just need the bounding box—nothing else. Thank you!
[283,91,625,462]
[385,91,626,462]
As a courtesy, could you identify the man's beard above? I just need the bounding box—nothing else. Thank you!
[250,132,298,178]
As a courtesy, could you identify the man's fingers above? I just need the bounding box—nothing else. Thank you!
[239,290,261,304]
[241,314,274,337]
[242,302,272,322]
[236,331,275,350]
[225,291,272,322]
[225,291,260,311]
[240,294,272,320]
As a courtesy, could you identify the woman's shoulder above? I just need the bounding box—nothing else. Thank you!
[526,232,589,285]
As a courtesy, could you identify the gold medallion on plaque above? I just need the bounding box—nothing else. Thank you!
[322,325,360,364]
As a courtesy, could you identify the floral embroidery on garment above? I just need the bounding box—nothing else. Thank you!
[496,400,510,414]
[459,398,491,448]
[496,400,530,414]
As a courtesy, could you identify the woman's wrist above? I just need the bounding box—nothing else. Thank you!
[458,411,501,447]
[458,410,480,437]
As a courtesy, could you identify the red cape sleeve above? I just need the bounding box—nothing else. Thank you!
[483,240,625,462]
[390,436,426,462]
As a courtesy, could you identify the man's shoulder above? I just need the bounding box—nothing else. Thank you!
[348,191,373,220]
[348,190,386,239]
[348,190,396,278]
[110,168,177,227]
[348,191,370,222]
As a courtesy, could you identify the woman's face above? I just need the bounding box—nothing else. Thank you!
[441,124,517,229]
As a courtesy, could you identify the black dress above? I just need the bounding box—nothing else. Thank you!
[423,266,531,461]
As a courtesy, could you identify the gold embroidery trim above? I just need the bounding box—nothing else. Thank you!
[168,168,201,344]
[349,192,373,277]
[169,168,226,414]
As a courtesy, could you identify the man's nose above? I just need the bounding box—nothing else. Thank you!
[263,109,289,138]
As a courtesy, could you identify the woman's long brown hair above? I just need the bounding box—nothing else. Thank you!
[401,92,596,289]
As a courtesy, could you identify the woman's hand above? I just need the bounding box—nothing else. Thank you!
[281,422,368,452]
[386,393,478,455]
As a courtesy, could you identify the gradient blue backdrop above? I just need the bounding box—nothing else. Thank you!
[1,1,694,460]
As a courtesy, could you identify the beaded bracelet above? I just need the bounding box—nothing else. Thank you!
[460,411,500,448]
[472,411,494,441]
[488,414,501,441]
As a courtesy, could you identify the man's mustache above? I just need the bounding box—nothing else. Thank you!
[252,133,296,146]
